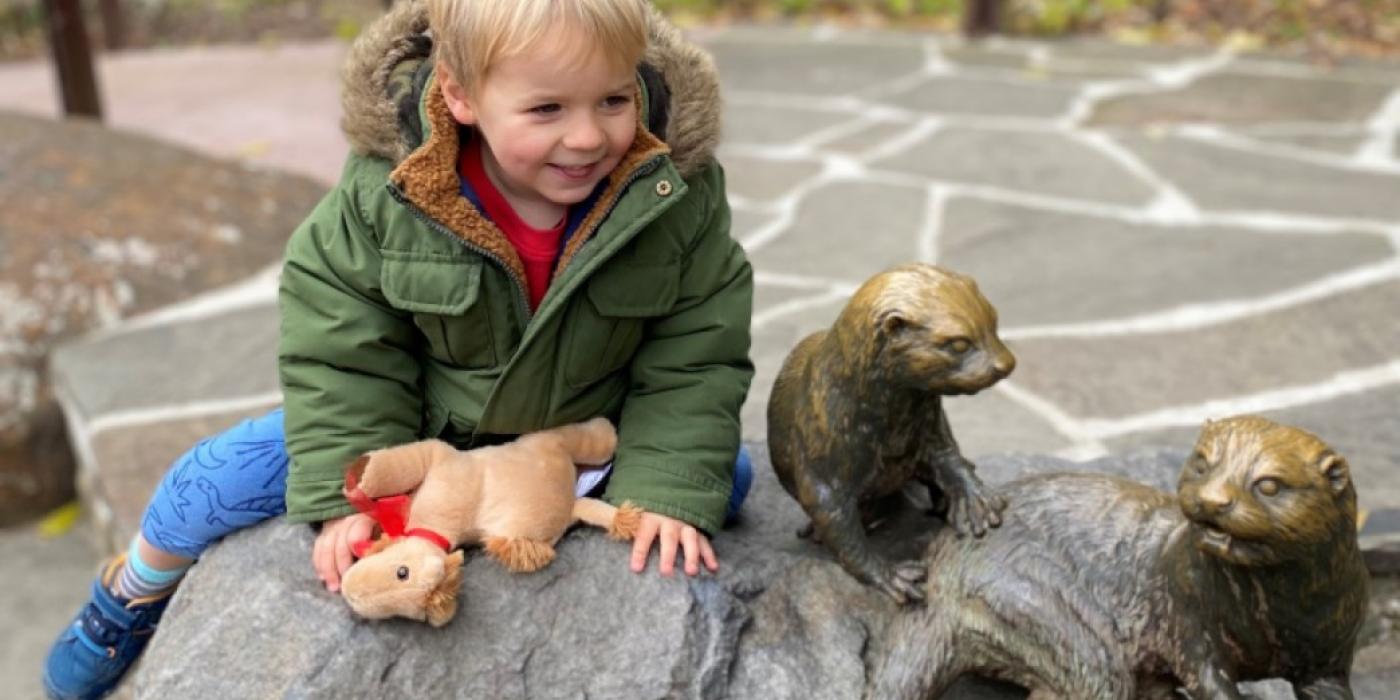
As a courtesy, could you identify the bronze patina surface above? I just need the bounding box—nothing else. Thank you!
[872,416,1370,699]
[766,263,1015,603]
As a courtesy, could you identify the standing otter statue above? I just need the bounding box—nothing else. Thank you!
[767,263,1015,604]
[871,415,1370,699]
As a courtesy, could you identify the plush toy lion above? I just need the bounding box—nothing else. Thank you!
[338,417,642,626]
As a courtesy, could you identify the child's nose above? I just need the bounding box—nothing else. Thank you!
[564,116,605,152]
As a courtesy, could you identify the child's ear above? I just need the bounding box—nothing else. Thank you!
[437,61,476,125]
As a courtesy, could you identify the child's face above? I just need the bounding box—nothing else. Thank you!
[442,31,638,214]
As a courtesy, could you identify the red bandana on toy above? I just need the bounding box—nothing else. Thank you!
[344,469,453,558]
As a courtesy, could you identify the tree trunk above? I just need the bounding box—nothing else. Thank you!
[963,0,1003,38]
[43,0,103,120]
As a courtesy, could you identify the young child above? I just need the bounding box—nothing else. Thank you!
[43,1,753,697]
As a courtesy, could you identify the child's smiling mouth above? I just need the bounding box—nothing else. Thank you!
[550,163,598,180]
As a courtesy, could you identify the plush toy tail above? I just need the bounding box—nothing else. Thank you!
[572,498,643,540]
[483,537,556,574]
[549,417,618,466]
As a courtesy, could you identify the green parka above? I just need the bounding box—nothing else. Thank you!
[279,2,753,533]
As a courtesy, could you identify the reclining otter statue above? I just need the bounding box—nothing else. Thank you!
[871,415,1369,700]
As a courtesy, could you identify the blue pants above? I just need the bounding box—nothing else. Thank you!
[141,408,754,558]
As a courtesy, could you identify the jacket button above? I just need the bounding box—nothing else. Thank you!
[655,180,673,197]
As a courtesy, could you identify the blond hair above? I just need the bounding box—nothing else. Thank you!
[428,0,649,95]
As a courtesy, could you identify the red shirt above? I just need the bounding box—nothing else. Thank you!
[458,139,565,311]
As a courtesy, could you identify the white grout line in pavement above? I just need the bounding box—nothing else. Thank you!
[1357,87,1400,168]
[917,186,949,264]
[105,264,282,335]
[85,391,284,437]
[751,287,852,329]
[1001,258,1400,340]
[1077,360,1400,441]
[997,360,1400,459]
[1175,122,1400,175]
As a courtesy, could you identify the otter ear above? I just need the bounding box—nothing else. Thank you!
[1318,453,1350,495]
[878,310,909,337]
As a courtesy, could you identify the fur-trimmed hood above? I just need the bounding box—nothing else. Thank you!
[339,0,721,178]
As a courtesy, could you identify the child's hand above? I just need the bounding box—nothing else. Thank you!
[630,511,718,577]
[313,513,375,592]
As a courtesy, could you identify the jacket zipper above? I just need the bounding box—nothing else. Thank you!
[554,156,664,280]
[389,155,668,436]
[386,183,530,324]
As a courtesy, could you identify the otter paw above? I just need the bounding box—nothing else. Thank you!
[947,483,1007,539]
[872,560,926,605]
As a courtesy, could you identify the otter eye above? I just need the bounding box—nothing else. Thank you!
[396,566,410,581]
[1254,478,1281,497]
[1191,452,1209,475]
[945,338,972,354]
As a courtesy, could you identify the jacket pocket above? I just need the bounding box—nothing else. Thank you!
[564,262,679,388]
[381,253,497,369]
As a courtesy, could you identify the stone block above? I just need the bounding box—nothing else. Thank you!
[0,111,322,526]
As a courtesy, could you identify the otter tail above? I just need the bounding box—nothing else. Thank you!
[548,417,618,466]
[868,606,966,700]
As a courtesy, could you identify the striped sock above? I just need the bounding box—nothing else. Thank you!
[111,539,189,601]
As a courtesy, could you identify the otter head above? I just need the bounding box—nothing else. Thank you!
[854,264,1015,395]
[1177,415,1356,567]
[341,536,466,626]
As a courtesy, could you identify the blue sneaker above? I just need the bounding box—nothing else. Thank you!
[42,556,171,700]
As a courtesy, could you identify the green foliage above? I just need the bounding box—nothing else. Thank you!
[918,0,964,13]
[2,0,1394,62]
[651,0,724,14]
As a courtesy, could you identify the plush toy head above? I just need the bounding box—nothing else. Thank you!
[341,536,466,627]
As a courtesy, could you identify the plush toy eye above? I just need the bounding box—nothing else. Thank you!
[396,566,410,581]
[1254,478,1281,497]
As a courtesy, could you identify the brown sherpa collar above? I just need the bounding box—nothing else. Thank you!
[341,0,720,178]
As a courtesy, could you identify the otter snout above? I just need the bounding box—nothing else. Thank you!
[990,347,1015,379]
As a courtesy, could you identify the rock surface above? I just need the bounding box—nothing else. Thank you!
[128,447,1389,699]
[0,111,325,526]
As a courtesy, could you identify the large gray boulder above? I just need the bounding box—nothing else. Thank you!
[127,446,1380,699]
[128,444,1019,700]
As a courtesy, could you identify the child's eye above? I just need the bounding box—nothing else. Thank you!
[529,103,561,115]
[602,95,632,109]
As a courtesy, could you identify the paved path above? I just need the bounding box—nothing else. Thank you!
[2,25,1400,698]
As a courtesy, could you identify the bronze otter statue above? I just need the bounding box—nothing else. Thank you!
[767,263,1015,604]
[871,415,1370,699]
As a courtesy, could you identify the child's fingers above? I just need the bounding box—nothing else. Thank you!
[681,526,700,576]
[333,523,355,582]
[630,517,659,573]
[312,524,336,590]
[700,535,718,572]
[347,515,375,559]
[658,522,679,577]
[324,521,347,592]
